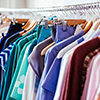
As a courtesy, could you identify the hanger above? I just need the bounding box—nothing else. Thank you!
[21,21,38,36]
[40,18,86,27]
[0,15,29,30]
[21,19,31,29]
[15,18,28,24]
[0,15,10,29]
[82,21,88,29]
[83,21,93,33]
[41,42,55,55]
[19,19,35,35]
[57,18,100,59]
[98,36,100,40]
[48,19,86,26]
[85,19,100,40]
[1,15,28,24]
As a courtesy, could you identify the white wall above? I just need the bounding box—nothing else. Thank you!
[0,0,99,8]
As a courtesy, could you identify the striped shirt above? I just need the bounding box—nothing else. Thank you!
[0,43,14,71]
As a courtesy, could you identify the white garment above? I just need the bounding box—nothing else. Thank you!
[54,50,72,100]
[22,64,36,100]
[74,24,83,35]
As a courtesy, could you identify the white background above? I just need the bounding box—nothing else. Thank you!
[0,0,99,8]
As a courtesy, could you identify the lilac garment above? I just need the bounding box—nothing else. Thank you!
[55,25,76,43]
[35,29,85,100]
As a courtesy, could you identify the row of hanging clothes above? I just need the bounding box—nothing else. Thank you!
[1,2,100,100]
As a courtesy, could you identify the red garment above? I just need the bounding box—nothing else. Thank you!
[60,37,100,100]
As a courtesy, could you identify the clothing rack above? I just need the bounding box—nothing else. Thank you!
[0,2,100,13]
[0,2,100,20]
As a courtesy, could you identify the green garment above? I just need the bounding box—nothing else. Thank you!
[1,32,37,100]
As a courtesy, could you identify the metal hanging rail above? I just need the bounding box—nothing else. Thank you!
[0,2,100,17]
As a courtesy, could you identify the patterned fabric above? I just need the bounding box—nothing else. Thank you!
[0,43,14,71]
[81,47,100,96]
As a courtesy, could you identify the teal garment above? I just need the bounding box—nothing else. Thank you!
[28,25,43,55]
[49,16,57,20]
[5,34,37,100]
[9,25,52,100]
[37,26,51,44]
[1,31,37,100]
[28,38,37,55]
[37,25,43,39]
[11,41,34,100]
[12,32,37,77]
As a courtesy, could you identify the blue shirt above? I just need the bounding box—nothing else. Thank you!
[34,25,76,93]
[55,25,76,43]
[36,29,85,100]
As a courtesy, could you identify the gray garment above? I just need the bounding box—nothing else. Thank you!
[28,37,53,79]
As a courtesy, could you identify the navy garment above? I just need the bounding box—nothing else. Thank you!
[4,32,22,49]
[36,30,85,100]
[51,25,56,41]
[0,21,24,52]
